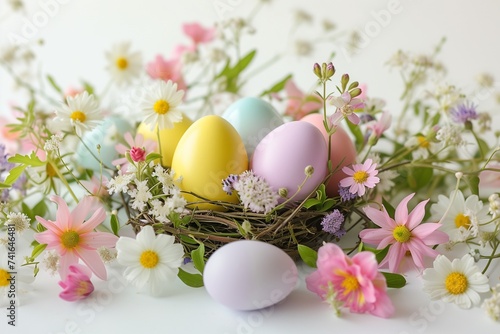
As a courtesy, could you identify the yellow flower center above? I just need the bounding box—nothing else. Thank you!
[341,274,360,293]
[153,100,170,115]
[61,230,80,249]
[393,225,411,243]
[353,171,369,184]
[70,111,86,123]
[445,272,468,295]
[417,136,430,148]
[46,162,57,178]
[140,250,159,269]
[116,57,128,70]
[455,213,471,229]
[0,269,11,287]
[76,280,92,296]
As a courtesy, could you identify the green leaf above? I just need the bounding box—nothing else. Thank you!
[179,234,198,245]
[82,81,95,95]
[227,50,256,78]
[110,214,119,236]
[146,152,162,163]
[0,182,10,189]
[8,152,44,167]
[47,74,63,93]
[382,197,395,218]
[177,268,204,288]
[407,167,433,191]
[298,244,318,268]
[4,165,27,186]
[346,120,364,150]
[464,175,480,196]
[21,202,35,222]
[375,246,389,264]
[33,199,48,218]
[320,199,335,212]
[381,272,406,288]
[191,244,205,274]
[303,198,321,209]
[260,74,292,96]
[30,243,47,260]
[475,137,489,158]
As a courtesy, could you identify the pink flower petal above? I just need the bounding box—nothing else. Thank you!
[77,207,106,233]
[385,242,406,273]
[395,193,414,225]
[71,196,99,229]
[411,223,448,244]
[35,216,63,235]
[82,232,118,249]
[51,195,71,231]
[406,198,429,230]
[348,113,360,125]
[363,206,395,229]
[34,230,61,247]
[359,228,393,248]
[59,252,79,279]
[75,249,107,280]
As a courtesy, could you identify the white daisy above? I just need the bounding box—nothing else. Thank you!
[116,226,184,296]
[140,80,184,130]
[430,190,491,242]
[55,91,101,136]
[404,134,437,160]
[106,42,142,86]
[422,254,490,309]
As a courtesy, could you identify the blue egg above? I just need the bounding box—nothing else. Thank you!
[222,97,284,157]
[75,116,133,172]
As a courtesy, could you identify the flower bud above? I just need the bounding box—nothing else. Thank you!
[278,188,288,198]
[325,62,335,79]
[349,88,362,98]
[130,147,147,162]
[464,120,473,131]
[305,165,315,176]
[341,74,350,91]
[313,63,322,79]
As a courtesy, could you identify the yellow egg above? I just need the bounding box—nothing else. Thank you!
[136,114,193,167]
[171,115,248,211]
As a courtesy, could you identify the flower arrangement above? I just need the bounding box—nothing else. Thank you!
[1,1,500,322]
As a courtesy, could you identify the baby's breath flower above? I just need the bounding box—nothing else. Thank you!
[42,250,60,276]
[107,171,134,194]
[98,247,117,264]
[233,171,280,214]
[43,133,64,152]
[436,124,464,146]
[483,284,500,321]
[5,212,30,234]
[128,180,153,211]
[295,40,313,56]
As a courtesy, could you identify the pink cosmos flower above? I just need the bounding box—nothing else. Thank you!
[112,132,157,169]
[34,195,118,280]
[182,22,216,45]
[59,264,94,302]
[330,91,364,125]
[306,243,394,318]
[339,158,380,196]
[283,79,322,120]
[359,193,449,273]
[146,55,187,92]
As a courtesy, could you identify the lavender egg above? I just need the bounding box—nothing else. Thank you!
[251,121,328,201]
[203,240,298,311]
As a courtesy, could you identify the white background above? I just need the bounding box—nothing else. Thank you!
[1,0,500,333]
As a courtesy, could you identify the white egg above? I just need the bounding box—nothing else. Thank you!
[203,240,298,311]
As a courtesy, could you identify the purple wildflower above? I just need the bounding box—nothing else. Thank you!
[320,209,346,238]
[222,174,239,195]
[450,102,478,124]
[338,185,358,202]
[0,145,13,171]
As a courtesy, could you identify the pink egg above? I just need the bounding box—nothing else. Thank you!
[251,121,328,201]
[300,113,357,197]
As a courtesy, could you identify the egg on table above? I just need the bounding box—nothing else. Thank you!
[171,115,248,211]
[251,121,328,201]
[203,240,298,311]
[222,97,284,158]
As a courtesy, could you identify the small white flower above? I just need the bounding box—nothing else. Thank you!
[376,169,398,194]
[107,171,134,194]
[483,284,500,321]
[5,212,30,234]
[436,123,464,146]
[55,91,101,137]
[43,133,64,152]
[98,247,117,264]
[422,254,490,309]
[430,190,491,242]
[294,40,313,56]
[404,134,437,160]
[128,180,153,211]
[140,80,184,130]
[106,42,142,86]
[489,193,500,218]
[152,165,179,194]
[116,226,184,296]
[41,250,60,276]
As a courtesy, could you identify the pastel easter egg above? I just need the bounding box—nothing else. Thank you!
[251,121,328,201]
[171,115,248,211]
[136,114,193,167]
[76,115,133,172]
[203,240,298,311]
[301,113,357,197]
[222,97,284,157]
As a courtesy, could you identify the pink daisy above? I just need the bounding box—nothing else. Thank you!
[34,195,118,280]
[112,132,157,169]
[58,264,94,302]
[306,242,394,318]
[359,193,449,273]
[339,158,380,196]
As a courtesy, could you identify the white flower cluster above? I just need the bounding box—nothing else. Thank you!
[483,284,500,321]
[232,171,280,214]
